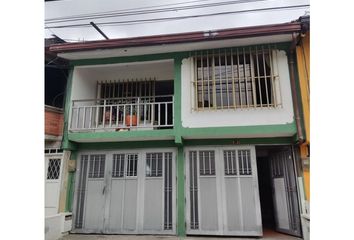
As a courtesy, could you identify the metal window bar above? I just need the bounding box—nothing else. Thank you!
[238,150,251,175]
[194,46,278,110]
[112,154,125,177]
[126,154,137,176]
[47,159,61,180]
[224,150,237,175]
[189,151,199,229]
[75,155,88,228]
[262,46,270,107]
[88,155,105,178]
[164,152,173,230]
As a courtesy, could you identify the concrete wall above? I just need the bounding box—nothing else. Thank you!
[181,50,294,128]
[45,213,72,240]
[71,60,174,101]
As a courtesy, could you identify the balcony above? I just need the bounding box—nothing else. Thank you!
[69,95,174,132]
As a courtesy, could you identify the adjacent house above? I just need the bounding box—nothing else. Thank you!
[48,19,309,238]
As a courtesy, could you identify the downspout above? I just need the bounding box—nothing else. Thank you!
[288,33,305,144]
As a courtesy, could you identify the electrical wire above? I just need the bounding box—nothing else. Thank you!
[45,4,309,29]
[46,0,217,21]
[46,0,269,24]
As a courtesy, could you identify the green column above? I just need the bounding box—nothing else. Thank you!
[176,146,185,237]
[173,56,186,236]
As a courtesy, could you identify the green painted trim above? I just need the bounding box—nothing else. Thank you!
[70,52,190,67]
[180,122,296,138]
[173,57,183,144]
[61,67,78,151]
[77,140,176,150]
[65,150,78,212]
[176,146,185,237]
[68,129,174,142]
[184,137,294,146]
[65,172,75,212]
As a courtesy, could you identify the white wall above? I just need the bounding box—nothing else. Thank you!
[71,60,174,101]
[181,50,294,128]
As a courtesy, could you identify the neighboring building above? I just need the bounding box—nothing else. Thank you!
[295,15,310,239]
[45,38,72,240]
[48,20,308,238]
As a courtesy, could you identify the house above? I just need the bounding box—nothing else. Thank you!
[48,19,309,238]
[295,15,310,239]
[45,37,72,240]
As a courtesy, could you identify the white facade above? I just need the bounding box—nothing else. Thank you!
[71,60,174,101]
[181,50,294,129]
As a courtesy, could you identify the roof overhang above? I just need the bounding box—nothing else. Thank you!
[49,22,301,60]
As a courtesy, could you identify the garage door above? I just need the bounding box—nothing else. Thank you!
[73,149,176,234]
[185,146,262,236]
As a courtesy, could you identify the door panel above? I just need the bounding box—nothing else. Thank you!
[74,150,175,234]
[224,178,242,231]
[186,147,262,236]
[83,154,106,232]
[199,178,218,231]
[270,147,302,237]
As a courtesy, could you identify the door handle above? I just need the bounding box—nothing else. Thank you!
[102,186,106,195]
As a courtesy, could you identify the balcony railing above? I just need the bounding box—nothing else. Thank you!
[69,95,174,132]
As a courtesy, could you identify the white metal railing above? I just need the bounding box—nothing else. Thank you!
[69,95,174,131]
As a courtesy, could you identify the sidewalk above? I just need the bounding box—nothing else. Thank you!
[59,230,302,240]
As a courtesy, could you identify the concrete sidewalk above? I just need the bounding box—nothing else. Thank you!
[59,230,302,240]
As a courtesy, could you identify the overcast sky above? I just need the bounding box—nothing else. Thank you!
[45,0,309,42]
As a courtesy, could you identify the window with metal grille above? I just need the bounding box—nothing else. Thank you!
[224,150,237,175]
[146,152,163,177]
[193,46,279,110]
[126,154,138,176]
[98,78,156,102]
[238,150,252,175]
[88,154,105,178]
[112,154,125,178]
[47,159,61,179]
[199,151,215,175]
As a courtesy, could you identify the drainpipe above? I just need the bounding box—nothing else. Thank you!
[288,33,305,144]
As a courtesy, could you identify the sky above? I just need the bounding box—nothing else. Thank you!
[45,0,310,42]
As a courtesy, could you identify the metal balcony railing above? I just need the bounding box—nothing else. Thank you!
[69,95,174,132]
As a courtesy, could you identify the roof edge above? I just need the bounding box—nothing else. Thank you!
[49,22,301,53]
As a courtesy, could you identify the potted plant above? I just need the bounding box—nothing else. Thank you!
[125,106,137,126]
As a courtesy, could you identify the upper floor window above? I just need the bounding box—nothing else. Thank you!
[193,46,280,110]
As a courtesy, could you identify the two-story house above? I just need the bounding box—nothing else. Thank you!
[49,20,308,238]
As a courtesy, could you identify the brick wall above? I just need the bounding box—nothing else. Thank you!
[45,107,64,136]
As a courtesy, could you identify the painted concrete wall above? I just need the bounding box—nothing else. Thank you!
[297,33,310,201]
[71,60,174,101]
[181,50,294,128]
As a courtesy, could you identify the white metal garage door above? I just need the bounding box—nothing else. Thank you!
[73,149,176,234]
[185,146,262,236]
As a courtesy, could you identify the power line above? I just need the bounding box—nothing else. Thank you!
[45,4,309,29]
[46,0,216,21]
[45,0,269,24]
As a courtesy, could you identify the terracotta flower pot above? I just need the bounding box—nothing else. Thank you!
[125,115,137,126]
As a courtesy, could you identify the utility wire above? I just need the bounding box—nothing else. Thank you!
[45,4,309,29]
[46,0,216,21]
[45,0,269,23]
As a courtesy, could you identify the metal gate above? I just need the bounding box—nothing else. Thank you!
[270,147,302,237]
[185,146,262,236]
[72,149,176,234]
